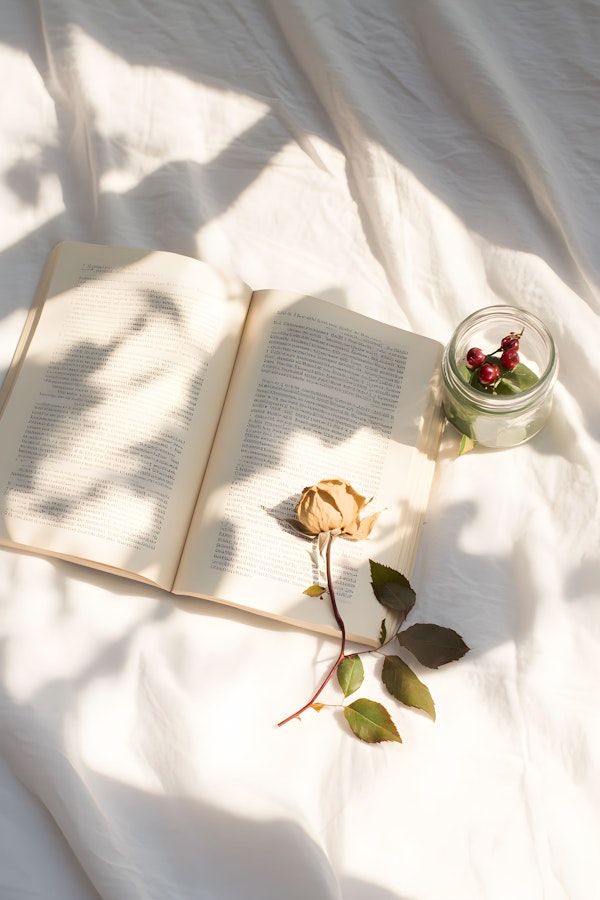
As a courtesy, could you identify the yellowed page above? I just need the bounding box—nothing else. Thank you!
[0,242,252,587]
[174,290,443,645]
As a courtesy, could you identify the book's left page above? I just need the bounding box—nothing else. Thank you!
[0,242,253,587]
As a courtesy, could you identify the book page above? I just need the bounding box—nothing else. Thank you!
[0,242,252,586]
[174,291,443,645]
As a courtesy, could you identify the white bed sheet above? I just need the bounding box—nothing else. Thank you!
[1,2,600,898]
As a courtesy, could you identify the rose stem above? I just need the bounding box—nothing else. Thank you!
[276,533,346,727]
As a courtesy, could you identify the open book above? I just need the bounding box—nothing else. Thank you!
[0,242,444,646]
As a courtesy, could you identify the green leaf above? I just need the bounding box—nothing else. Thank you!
[343,698,402,744]
[498,361,539,393]
[337,654,364,697]
[458,433,476,455]
[379,618,388,645]
[381,655,436,720]
[397,623,469,668]
[369,560,416,624]
[303,584,326,597]
[468,361,539,395]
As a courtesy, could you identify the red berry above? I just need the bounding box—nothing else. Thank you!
[501,348,520,370]
[478,362,501,385]
[466,347,486,369]
[501,333,520,351]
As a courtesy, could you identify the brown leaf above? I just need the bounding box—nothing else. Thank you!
[369,560,416,624]
[397,623,469,668]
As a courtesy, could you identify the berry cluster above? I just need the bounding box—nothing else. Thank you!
[465,329,524,387]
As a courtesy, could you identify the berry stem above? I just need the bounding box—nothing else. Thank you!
[492,327,524,355]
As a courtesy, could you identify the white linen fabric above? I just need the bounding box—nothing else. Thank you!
[1,1,600,898]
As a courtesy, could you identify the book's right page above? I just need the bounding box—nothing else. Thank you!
[174,291,444,645]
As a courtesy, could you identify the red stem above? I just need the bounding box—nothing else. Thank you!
[276,533,346,727]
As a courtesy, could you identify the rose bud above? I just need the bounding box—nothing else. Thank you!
[295,478,380,541]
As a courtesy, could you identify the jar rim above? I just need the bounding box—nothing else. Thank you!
[443,305,558,413]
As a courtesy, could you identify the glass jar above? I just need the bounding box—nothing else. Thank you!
[441,306,558,448]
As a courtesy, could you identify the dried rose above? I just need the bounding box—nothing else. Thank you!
[295,478,380,541]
